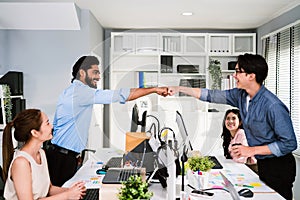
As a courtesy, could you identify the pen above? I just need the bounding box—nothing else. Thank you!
[235,184,254,188]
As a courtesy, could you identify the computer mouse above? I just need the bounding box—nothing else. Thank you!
[238,188,254,198]
[96,168,106,175]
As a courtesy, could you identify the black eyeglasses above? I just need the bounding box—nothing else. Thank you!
[234,69,246,74]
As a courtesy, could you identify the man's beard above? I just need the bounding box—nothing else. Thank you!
[85,76,97,89]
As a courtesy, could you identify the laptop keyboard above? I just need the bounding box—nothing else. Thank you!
[102,168,141,184]
[83,188,99,200]
[105,157,122,168]
[119,169,141,182]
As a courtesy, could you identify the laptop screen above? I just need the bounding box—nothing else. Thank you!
[219,172,241,200]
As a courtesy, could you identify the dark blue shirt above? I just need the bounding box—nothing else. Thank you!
[200,85,297,159]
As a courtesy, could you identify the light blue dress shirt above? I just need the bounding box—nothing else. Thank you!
[51,80,130,153]
[200,85,297,159]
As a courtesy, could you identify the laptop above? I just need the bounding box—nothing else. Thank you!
[175,111,223,169]
[102,168,144,184]
[220,172,241,200]
[103,156,123,170]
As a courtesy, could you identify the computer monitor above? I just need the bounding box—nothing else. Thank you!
[175,110,193,151]
[130,104,147,132]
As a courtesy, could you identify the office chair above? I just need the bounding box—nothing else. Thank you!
[77,149,96,169]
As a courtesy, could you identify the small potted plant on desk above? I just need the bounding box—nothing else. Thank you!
[118,175,153,200]
[186,155,215,190]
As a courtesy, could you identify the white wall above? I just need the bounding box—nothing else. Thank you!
[0,9,105,165]
[1,9,103,121]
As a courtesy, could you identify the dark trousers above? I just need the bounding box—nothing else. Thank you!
[44,144,79,187]
[257,153,296,200]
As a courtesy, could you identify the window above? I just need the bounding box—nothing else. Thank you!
[262,21,300,155]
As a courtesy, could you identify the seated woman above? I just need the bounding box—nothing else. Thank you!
[221,108,256,165]
[2,109,86,200]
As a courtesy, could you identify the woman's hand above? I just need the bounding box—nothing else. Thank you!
[66,181,86,199]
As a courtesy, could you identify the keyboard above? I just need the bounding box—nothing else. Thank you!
[105,157,123,168]
[208,156,223,169]
[102,168,141,184]
[83,188,99,200]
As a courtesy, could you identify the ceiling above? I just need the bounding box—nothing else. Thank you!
[0,0,300,30]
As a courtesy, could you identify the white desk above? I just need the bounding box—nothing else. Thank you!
[64,148,285,200]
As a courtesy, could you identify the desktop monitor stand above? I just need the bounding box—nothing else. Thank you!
[167,146,176,200]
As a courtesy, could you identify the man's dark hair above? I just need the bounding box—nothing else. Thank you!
[237,53,268,85]
[71,56,99,83]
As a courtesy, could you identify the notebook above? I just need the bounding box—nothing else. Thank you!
[102,168,144,184]
[220,172,241,200]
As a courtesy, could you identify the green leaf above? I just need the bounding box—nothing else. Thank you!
[187,156,215,172]
[208,59,222,89]
[118,175,153,200]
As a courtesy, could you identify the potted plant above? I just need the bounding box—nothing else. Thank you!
[186,155,215,189]
[208,59,222,89]
[118,175,153,200]
[2,84,12,123]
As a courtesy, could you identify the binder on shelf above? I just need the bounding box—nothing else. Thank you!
[177,65,199,73]
[138,72,158,88]
[160,55,173,73]
[221,75,236,90]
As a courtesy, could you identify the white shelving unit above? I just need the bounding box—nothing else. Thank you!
[109,32,256,149]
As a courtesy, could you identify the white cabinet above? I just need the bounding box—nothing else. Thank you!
[208,33,256,56]
[112,33,135,54]
[110,31,256,100]
[208,33,256,90]
[232,33,256,55]
[111,33,160,55]
[161,33,183,54]
[184,34,207,54]
[209,34,232,55]
[109,31,256,148]
[159,33,208,98]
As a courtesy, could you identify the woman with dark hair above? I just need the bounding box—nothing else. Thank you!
[221,109,256,164]
[2,109,86,200]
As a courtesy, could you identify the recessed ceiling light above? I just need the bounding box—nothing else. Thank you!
[182,12,193,16]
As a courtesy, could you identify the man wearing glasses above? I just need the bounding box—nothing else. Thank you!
[168,53,297,200]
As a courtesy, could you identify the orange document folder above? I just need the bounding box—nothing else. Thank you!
[125,132,150,152]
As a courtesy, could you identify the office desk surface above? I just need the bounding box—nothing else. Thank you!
[64,148,285,200]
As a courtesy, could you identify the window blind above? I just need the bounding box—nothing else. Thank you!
[264,35,277,94]
[277,29,291,109]
[262,21,300,155]
[291,24,300,155]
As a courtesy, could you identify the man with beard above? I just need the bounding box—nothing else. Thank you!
[45,55,168,186]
